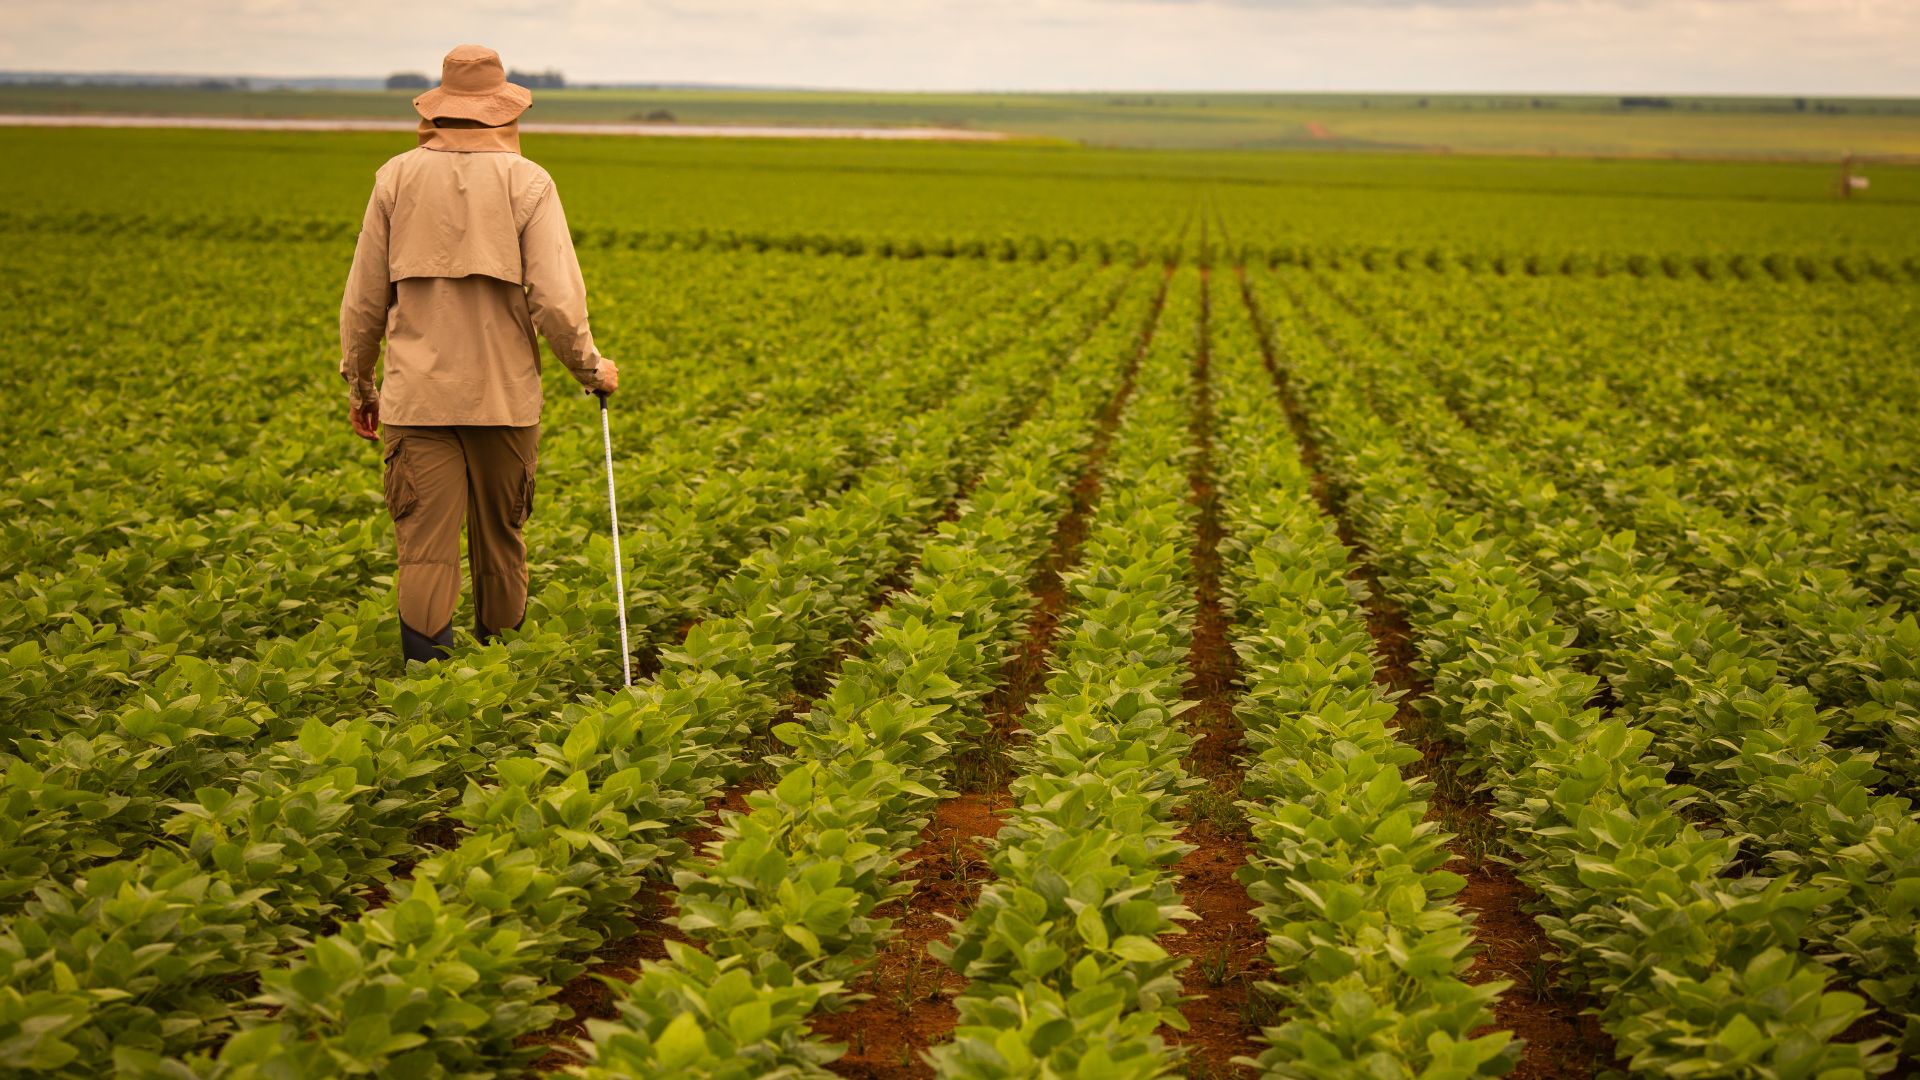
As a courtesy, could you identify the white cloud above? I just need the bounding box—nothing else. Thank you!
[0,0,1913,93]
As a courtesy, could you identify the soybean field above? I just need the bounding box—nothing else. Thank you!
[3,126,1920,1079]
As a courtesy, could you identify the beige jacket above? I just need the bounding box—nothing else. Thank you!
[340,121,610,426]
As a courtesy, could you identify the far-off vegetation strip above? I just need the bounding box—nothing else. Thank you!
[5,83,1920,156]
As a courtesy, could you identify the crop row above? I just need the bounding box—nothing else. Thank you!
[1339,268,1920,496]
[1313,271,1920,791]
[1314,268,1920,611]
[207,286,1120,1077]
[0,262,1128,1074]
[0,212,1175,268]
[1252,244,1920,284]
[2,244,1080,673]
[1206,271,1515,1077]
[6,211,1916,285]
[0,258,1110,930]
[567,258,1167,1080]
[922,267,1199,1077]
[1279,266,1920,1061]
[1246,268,1901,1077]
[0,247,1071,756]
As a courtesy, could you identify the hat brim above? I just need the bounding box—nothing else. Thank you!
[412,82,533,125]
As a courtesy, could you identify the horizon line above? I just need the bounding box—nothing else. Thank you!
[3,69,1917,101]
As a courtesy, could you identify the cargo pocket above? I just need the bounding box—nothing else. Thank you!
[514,460,537,529]
[382,439,418,521]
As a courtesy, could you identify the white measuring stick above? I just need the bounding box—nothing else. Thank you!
[598,392,632,687]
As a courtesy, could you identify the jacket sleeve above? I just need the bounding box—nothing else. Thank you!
[339,183,392,409]
[521,180,610,389]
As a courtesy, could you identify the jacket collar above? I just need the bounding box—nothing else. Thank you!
[417,119,522,154]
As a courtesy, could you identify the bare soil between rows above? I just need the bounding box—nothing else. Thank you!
[1161,264,1267,1076]
[516,284,1126,1069]
[1235,264,1614,1079]
[818,268,1170,1077]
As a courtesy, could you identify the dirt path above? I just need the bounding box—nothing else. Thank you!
[818,269,1172,1078]
[1161,263,1267,1075]
[0,113,1009,141]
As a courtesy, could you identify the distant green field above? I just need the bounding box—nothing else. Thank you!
[5,125,1916,269]
[6,84,1920,158]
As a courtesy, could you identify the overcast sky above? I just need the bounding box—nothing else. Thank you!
[3,0,1915,95]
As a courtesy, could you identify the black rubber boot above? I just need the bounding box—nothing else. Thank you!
[401,622,455,664]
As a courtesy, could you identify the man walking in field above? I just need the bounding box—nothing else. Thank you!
[340,44,619,663]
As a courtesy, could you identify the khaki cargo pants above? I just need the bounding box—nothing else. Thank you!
[381,423,539,639]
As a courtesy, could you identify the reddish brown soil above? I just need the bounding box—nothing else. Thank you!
[1233,267,1614,1078]
[818,272,1174,1076]
[814,793,1011,1077]
[515,878,696,1068]
[812,525,1090,1080]
[1166,826,1269,1073]
[526,274,1159,1068]
[971,448,1093,752]
[823,421,1144,1076]
[1453,858,1612,1078]
[1161,266,1267,1076]
[1295,268,1920,1076]
[517,786,744,1068]
[524,548,921,1063]
[361,820,466,914]
[986,275,1165,725]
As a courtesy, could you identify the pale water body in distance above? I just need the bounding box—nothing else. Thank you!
[0,113,1010,141]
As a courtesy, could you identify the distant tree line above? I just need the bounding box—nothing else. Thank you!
[1091,93,1876,115]
[385,69,566,91]
[6,76,252,90]
[509,69,565,89]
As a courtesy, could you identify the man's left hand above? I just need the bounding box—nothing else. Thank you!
[351,401,380,441]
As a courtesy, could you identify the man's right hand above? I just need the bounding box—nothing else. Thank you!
[593,359,620,396]
[350,400,380,441]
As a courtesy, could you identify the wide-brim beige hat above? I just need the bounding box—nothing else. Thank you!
[411,44,532,125]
